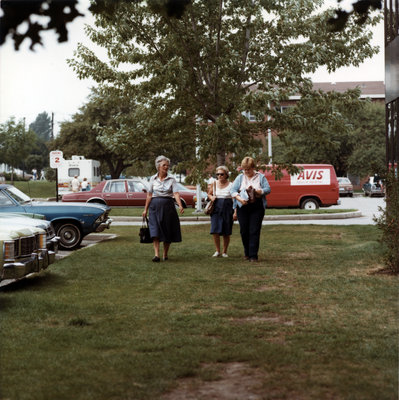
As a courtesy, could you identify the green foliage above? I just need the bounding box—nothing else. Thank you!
[375,170,399,273]
[29,111,52,141]
[0,0,83,50]
[271,98,385,177]
[68,0,381,181]
[0,117,37,179]
[347,101,386,177]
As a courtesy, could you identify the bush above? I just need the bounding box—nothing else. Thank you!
[375,169,399,273]
[44,167,56,182]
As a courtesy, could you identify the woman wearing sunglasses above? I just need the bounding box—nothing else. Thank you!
[230,157,271,262]
[207,166,234,257]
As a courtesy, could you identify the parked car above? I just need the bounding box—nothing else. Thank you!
[0,222,54,282]
[61,178,203,208]
[337,177,354,197]
[0,184,112,250]
[262,164,340,209]
[0,213,59,260]
[363,178,385,197]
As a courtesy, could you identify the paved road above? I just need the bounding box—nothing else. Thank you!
[262,196,385,225]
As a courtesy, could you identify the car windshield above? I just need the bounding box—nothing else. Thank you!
[338,178,351,184]
[5,186,31,204]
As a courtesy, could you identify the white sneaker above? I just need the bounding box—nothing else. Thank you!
[222,253,228,258]
[212,251,220,257]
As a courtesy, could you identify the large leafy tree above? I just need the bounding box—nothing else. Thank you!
[0,117,37,181]
[68,0,380,178]
[53,87,196,178]
[271,97,385,177]
[29,111,52,141]
[347,101,386,177]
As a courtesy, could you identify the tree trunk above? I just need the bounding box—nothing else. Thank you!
[216,152,225,166]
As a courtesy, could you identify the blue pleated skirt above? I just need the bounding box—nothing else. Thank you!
[210,198,234,236]
[148,197,182,243]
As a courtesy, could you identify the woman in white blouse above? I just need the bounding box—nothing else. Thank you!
[142,155,184,262]
[207,166,234,257]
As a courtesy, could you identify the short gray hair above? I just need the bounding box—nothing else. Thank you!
[155,155,170,170]
[216,165,229,177]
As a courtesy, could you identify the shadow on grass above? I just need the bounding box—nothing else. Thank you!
[0,271,66,293]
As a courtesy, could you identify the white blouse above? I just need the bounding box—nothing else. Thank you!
[215,182,232,199]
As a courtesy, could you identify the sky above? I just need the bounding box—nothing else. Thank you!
[0,0,385,136]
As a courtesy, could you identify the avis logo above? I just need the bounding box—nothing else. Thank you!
[297,170,324,180]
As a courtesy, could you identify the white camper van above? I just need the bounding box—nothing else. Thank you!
[57,156,101,195]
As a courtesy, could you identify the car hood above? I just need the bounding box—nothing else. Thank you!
[27,201,110,212]
[0,215,50,230]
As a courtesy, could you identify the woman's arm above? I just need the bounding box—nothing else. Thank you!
[230,175,247,206]
[142,192,153,217]
[173,192,184,215]
[258,174,271,196]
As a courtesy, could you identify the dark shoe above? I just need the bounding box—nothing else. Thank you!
[163,257,168,261]
[152,256,160,262]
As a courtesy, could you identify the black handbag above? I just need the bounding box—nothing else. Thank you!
[139,217,153,243]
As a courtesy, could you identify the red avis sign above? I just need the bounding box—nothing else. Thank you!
[290,169,330,186]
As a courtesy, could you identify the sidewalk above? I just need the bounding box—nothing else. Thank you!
[111,211,362,222]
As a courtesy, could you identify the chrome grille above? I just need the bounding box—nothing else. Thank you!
[20,235,36,257]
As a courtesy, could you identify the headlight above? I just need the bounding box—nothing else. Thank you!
[4,240,16,261]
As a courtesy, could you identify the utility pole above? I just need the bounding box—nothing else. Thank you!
[51,112,54,140]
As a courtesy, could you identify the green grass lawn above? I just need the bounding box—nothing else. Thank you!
[0,225,397,400]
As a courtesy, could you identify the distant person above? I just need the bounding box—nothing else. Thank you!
[207,165,234,258]
[71,175,81,192]
[81,177,89,191]
[230,156,271,262]
[39,170,45,180]
[32,168,37,180]
[142,155,184,262]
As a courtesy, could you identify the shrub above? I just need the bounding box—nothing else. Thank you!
[375,169,399,273]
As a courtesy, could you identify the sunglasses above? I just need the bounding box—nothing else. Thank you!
[216,173,225,176]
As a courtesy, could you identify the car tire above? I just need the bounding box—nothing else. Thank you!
[54,222,83,250]
[300,198,319,210]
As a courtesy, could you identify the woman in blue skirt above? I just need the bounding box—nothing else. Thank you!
[207,166,234,258]
[142,156,184,262]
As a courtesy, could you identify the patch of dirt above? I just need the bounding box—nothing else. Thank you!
[161,362,265,400]
[285,252,314,259]
[232,314,295,326]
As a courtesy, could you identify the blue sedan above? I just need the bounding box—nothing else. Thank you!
[0,184,112,250]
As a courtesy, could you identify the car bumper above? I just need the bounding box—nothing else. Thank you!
[3,253,40,280]
[95,218,113,233]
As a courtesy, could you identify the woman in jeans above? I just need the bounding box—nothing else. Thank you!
[142,155,184,262]
[230,157,271,262]
[207,165,234,258]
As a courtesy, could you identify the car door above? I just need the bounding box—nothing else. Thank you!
[102,180,128,206]
[126,181,148,207]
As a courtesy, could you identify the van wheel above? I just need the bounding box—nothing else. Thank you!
[54,222,82,250]
[301,198,319,210]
